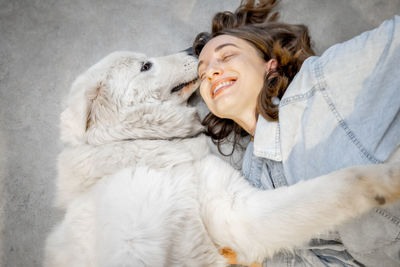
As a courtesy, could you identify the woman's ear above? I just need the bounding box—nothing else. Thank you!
[265,59,278,73]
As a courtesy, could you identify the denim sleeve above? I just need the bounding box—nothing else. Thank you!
[316,15,400,162]
[274,16,400,266]
[313,16,400,266]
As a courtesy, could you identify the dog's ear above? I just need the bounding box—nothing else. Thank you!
[60,70,108,145]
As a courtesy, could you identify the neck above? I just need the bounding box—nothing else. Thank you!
[85,104,204,145]
[232,108,257,136]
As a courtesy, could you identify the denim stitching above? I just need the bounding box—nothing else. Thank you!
[255,150,281,161]
[280,87,317,107]
[275,122,280,159]
[250,152,263,188]
[313,61,382,164]
[273,123,289,186]
[274,161,288,187]
[375,208,400,227]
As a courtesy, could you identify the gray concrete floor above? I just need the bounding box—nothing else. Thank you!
[0,0,399,266]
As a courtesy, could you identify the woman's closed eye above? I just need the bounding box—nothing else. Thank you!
[198,55,236,80]
[221,53,235,61]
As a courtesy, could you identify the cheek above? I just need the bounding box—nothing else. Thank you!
[199,83,216,111]
[246,66,265,90]
[199,83,208,100]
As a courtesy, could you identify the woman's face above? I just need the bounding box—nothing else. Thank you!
[198,35,268,123]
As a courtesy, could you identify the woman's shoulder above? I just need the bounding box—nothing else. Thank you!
[281,16,400,107]
[317,15,400,78]
[279,56,319,106]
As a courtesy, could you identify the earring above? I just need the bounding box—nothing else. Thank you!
[271,96,280,106]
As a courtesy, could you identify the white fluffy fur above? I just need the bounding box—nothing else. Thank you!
[45,51,400,266]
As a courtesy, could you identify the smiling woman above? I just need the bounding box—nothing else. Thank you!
[198,35,268,135]
[194,2,315,154]
[193,0,400,266]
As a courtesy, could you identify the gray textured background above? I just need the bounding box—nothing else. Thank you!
[1,0,399,266]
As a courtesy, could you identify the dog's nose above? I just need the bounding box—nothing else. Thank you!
[181,47,194,56]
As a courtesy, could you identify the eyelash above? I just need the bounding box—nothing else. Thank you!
[221,54,234,61]
[199,53,235,80]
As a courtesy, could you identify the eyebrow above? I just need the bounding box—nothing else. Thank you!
[198,43,240,71]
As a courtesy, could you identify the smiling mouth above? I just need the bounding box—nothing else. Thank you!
[211,79,236,98]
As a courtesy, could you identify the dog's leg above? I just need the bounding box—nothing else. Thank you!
[44,194,96,267]
[198,156,400,264]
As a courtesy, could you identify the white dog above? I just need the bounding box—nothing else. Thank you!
[45,51,400,266]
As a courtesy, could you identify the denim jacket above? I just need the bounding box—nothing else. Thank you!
[242,16,400,267]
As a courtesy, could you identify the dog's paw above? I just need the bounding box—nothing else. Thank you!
[357,162,400,206]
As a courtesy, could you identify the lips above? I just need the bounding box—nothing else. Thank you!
[171,78,198,93]
[211,77,236,98]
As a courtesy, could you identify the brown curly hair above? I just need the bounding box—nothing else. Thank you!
[193,0,315,155]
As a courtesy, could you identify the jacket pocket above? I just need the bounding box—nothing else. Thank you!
[338,201,400,266]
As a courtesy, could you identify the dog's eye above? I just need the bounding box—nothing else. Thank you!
[140,61,152,72]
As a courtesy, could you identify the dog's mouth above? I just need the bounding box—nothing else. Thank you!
[171,78,199,94]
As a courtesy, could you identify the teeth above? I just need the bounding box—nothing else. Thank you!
[213,81,234,95]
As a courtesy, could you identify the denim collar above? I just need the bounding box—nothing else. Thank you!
[253,115,282,161]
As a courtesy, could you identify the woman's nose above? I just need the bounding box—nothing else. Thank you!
[205,61,223,79]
